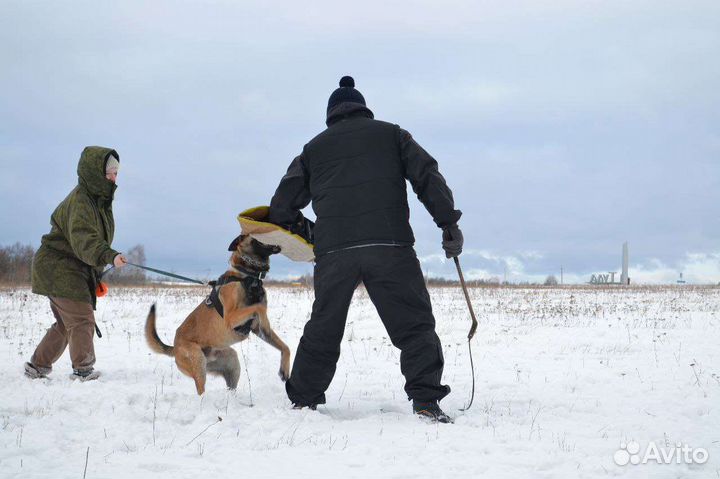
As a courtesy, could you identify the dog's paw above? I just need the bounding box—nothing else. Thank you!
[278,368,289,382]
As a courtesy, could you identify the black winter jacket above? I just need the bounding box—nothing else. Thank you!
[269,102,461,255]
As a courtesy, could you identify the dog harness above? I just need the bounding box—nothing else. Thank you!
[205,272,266,323]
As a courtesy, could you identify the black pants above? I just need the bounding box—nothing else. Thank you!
[286,245,450,406]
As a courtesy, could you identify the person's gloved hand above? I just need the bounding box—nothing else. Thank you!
[442,224,463,258]
[291,216,315,244]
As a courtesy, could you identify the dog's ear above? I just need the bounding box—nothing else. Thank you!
[227,235,244,252]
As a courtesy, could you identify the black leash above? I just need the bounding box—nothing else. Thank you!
[99,265,115,279]
[100,262,207,285]
[454,256,478,411]
[94,263,208,338]
[115,262,208,285]
[93,266,117,339]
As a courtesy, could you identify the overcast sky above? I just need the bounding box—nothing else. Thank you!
[1,1,718,284]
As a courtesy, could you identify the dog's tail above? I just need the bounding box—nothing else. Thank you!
[145,303,174,356]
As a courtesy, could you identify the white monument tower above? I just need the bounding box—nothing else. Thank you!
[620,242,629,285]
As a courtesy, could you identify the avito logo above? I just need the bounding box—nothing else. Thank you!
[614,441,709,466]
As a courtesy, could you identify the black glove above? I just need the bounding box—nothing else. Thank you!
[290,216,315,245]
[442,224,463,258]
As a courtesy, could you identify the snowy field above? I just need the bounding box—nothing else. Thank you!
[1,284,718,479]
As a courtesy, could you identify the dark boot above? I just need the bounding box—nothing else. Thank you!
[24,362,50,379]
[413,400,453,424]
[70,368,101,381]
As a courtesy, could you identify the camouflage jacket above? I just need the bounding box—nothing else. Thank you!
[31,146,120,309]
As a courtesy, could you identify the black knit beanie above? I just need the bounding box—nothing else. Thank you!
[327,76,366,113]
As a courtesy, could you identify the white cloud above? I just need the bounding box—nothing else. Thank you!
[417,248,547,282]
[417,248,720,285]
[629,252,720,285]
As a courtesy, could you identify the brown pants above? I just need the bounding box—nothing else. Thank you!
[30,297,96,373]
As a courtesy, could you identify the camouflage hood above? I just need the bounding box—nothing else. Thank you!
[77,146,119,200]
[31,145,121,308]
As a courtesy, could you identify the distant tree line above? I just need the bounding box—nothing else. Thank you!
[2,242,567,288]
[0,243,148,285]
[0,243,34,284]
[424,274,562,287]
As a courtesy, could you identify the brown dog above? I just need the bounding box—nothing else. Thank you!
[145,235,290,395]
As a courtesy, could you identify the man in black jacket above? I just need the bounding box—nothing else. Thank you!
[268,76,463,423]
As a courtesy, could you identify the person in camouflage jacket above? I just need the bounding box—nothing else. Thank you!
[25,146,127,381]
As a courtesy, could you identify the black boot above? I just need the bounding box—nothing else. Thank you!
[413,400,453,424]
[70,368,101,381]
[24,362,49,379]
[292,402,317,411]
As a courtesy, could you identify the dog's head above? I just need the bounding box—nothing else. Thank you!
[228,235,281,268]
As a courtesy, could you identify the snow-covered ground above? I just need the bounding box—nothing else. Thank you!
[1,285,718,478]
